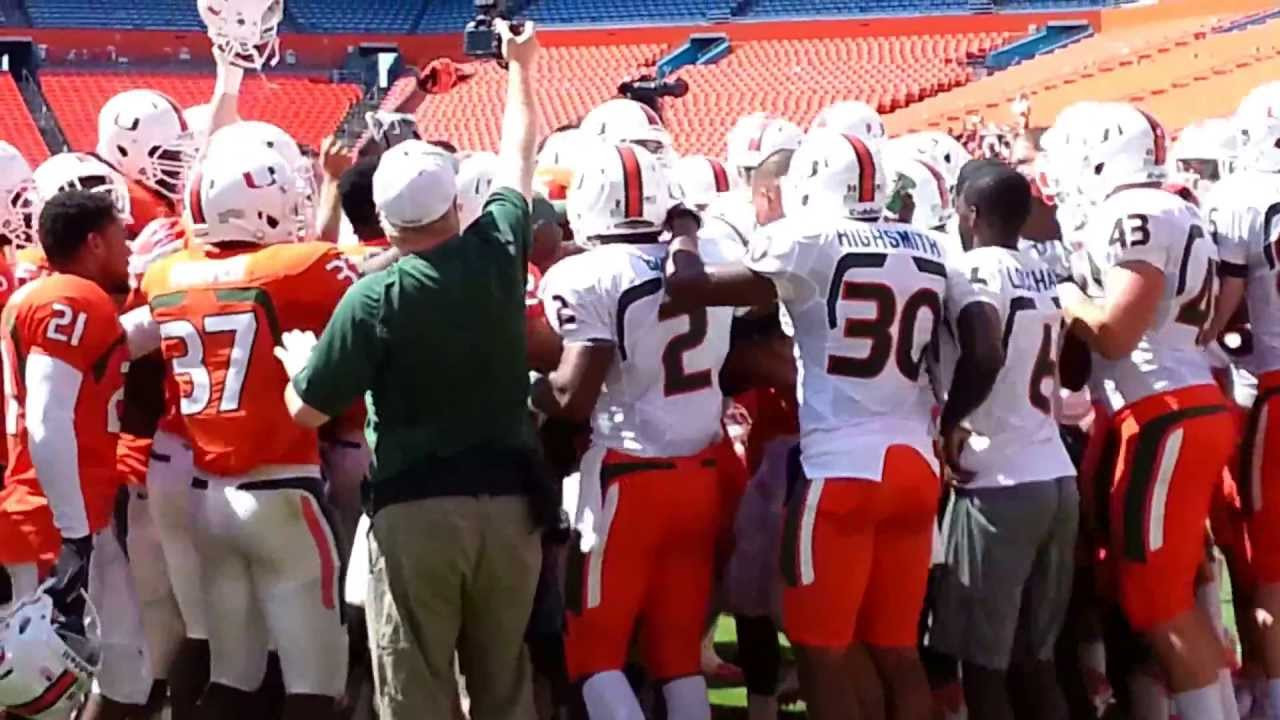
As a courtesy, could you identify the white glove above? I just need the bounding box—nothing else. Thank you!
[273,329,318,380]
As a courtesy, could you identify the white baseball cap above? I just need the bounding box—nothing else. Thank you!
[373,139,458,228]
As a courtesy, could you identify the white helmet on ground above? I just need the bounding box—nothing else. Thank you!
[568,142,680,243]
[186,148,303,246]
[197,0,282,69]
[1066,103,1168,204]
[455,151,498,229]
[782,128,887,221]
[0,590,100,720]
[726,112,803,183]
[674,154,733,211]
[96,89,197,202]
[33,152,132,225]
[883,147,953,231]
[206,121,315,238]
[810,100,886,144]
[0,142,38,249]
[1169,117,1237,188]
[581,98,675,166]
[1234,81,1280,173]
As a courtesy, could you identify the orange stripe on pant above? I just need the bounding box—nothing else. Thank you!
[299,494,337,611]
[781,444,939,649]
[564,445,721,681]
[1108,383,1236,632]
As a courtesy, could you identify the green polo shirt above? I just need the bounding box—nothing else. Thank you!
[293,188,539,508]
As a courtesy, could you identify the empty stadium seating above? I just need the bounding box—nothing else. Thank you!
[25,0,201,29]
[745,0,966,20]
[0,74,48,163]
[409,32,1007,156]
[40,71,360,152]
[292,0,419,33]
[519,0,730,26]
[886,12,1273,133]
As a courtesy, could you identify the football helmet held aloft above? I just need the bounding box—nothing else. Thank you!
[567,142,680,243]
[96,89,197,202]
[185,149,304,246]
[725,112,803,182]
[32,152,133,226]
[197,0,283,70]
[782,128,887,221]
[0,588,100,720]
[809,100,887,144]
[1234,81,1280,173]
[0,142,38,249]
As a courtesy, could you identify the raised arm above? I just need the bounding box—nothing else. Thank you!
[493,19,539,201]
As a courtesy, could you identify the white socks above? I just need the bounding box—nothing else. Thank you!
[1175,684,1228,720]
[583,671,644,720]
[662,676,710,720]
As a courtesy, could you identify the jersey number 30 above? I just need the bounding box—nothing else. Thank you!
[827,281,941,381]
[159,312,258,415]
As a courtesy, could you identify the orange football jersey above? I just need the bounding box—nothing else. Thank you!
[126,178,179,237]
[0,254,16,470]
[143,242,358,477]
[0,273,128,565]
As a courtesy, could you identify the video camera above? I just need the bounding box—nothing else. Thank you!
[464,0,523,60]
[617,75,689,118]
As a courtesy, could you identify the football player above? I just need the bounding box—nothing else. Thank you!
[0,140,39,258]
[1201,80,1280,717]
[0,190,133,714]
[531,141,728,720]
[927,165,1079,720]
[664,128,1003,720]
[706,112,803,246]
[95,88,196,233]
[125,139,353,720]
[1054,102,1238,720]
[580,97,678,169]
[26,152,133,286]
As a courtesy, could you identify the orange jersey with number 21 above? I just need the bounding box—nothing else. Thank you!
[142,242,359,477]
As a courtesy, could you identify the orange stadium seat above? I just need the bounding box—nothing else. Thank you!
[40,70,361,152]
[414,33,1009,156]
[0,75,50,164]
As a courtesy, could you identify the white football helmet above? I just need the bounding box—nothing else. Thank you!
[0,142,38,249]
[0,590,100,720]
[883,147,953,231]
[581,99,675,167]
[96,89,197,202]
[185,149,303,246]
[198,0,282,69]
[1234,81,1280,173]
[206,121,315,238]
[885,131,973,199]
[1169,117,1237,189]
[726,112,803,183]
[782,128,887,221]
[455,151,498,229]
[674,154,734,211]
[809,101,887,144]
[33,152,132,225]
[1066,103,1168,205]
[568,142,679,243]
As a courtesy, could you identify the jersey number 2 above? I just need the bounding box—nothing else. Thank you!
[658,303,713,396]
[160,312,258,415]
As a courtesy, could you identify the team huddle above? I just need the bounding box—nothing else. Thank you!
[0,5,1277,720]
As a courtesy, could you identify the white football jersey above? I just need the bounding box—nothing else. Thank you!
[703,191,757,250]
[1204,171,1280,377]
[745,216,961,481]
[1082,187,1217,407]
[947,246,1075,488]
[539,242,733,458]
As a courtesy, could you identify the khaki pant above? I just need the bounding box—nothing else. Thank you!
[368,495,542,719]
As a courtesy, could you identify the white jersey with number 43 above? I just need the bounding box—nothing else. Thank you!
[1082,187,1217,406]
[948,246,1075,488]
[745,216,964,482]
[1205,171,1280,377]
[539,242,733,458]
